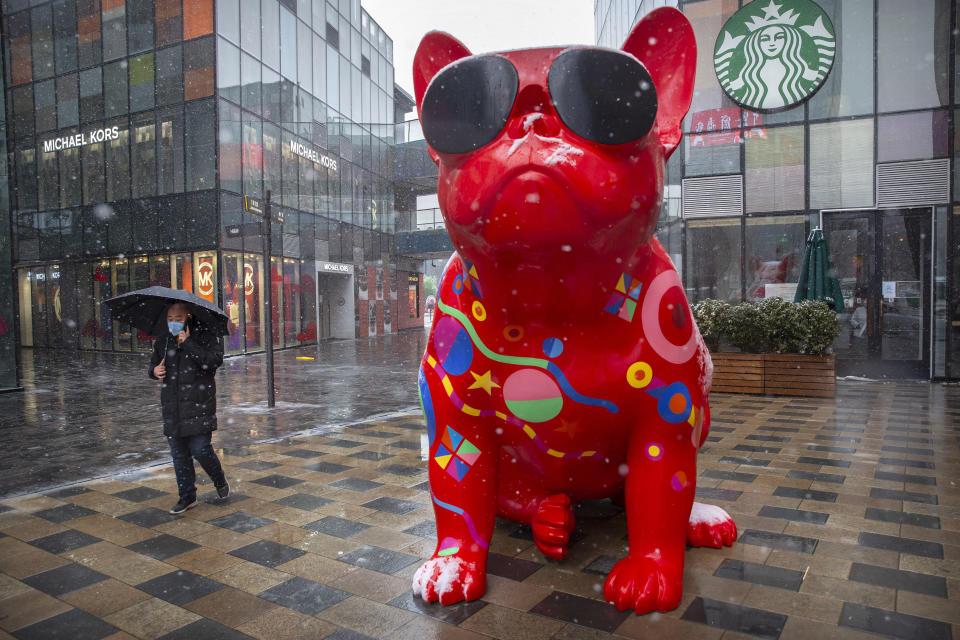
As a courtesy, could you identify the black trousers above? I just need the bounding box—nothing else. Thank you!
[166,433,226,500]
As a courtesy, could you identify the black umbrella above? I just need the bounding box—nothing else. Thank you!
[105,286,230,338]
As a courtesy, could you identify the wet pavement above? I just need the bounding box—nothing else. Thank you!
[1,338,959,639]
[0,380,957,640]
[0,332,426,497]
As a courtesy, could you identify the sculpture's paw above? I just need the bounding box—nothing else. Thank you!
[532,494,576,560]
[412,556,485,605]
[603,555,683,614]
[687,502,737,548]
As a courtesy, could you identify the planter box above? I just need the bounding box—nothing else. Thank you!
[711,352,764,394]
[710,352,835,398]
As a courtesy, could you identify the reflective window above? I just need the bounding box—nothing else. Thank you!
[131,116,157,197]
[326,44,339,112]
[35,79,57,133]
[158,106,184,194]
[298,20,312,94]
[240,0,261,57]
[263,122,282,201]
[104,60,129,117]
[184,36,215,100]
[129,52,156,112]
[15,146,38,212]
[38,146,59,210]
[156,45,183,106]
[218,100,242,193]
[681,0,738,132]
[217,37,241,104]
[262,65,281,121]
[877,110,948,163]
[56,73,79,129]
[810,118,874,210]
[241,52,262,115]
[106,124,131,200]
[745,126,804,213]
[242,111,263,197]
[102,1,127,61]
[82,141,106,204]
[183,0,213,40]
[217,0,239,43]
[79,67,104,123]
[8,11,32,86]
[185,99,216,190]
[685,217,742,303]
[807,0,873,119]
[745,215,806,302]
[77,0,102,69]
[31,5,54,80]
[127,0,154,53]
[280,6,297,81]
[261,0,280,69]
[683,136,740,177]
[60,145,82,207]
[53,0,78,74]
[155,0,182,47]
[877,0,950,112]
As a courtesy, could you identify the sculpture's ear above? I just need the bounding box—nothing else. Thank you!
[413,31,472,164]
[621,7,696,158]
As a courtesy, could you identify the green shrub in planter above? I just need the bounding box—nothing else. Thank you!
[724,303,767,353]
[757,296,804,354]
[691,299,731,351]
[795,300,841,355]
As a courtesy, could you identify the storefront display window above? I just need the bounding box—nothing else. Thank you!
[244,254,265,351]
[744,216,806,302]
[685,217,742,303]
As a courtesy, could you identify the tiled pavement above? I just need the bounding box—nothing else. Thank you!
[0,382,958,640]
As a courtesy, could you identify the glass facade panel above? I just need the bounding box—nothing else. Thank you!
[261,0,280,70]
[53,0,78,74]
[155,45,183,106]
[240,0,261,57]
[183,0,212,40]
[38,146,59,211]
[809,118,874,210]
[217,0,239,43]
[101,0,126,61]
[185,99,215,191]
[744,215,806,302]
[127,0,154,54]
[155,0,182,47]
[745,126,804,213]
[31,5,54,81]
[105,124,130,200]
[56,73,78,129]
[34,79,57,132]
[77,0,102,69]
[685,217,742,303]
[183,36,215,100]
[129,52,155,112]
[82,141,106,204]
[241,52,262,114]
[877,110,948,163]
[157,107,184,195]
[59,145,81,207]
[79,67,103,123]
[217,37,241,104]
[280,5,297,81]
[807,0,873,119]
[877,0,950,113]
[219,100,242,193]
[242,112,263,197]
[104,59,128,117]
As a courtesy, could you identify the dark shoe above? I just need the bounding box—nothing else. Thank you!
[216,481,230,500]
[169,497,198,514]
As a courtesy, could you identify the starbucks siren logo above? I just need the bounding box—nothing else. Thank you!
[715,0,836,111]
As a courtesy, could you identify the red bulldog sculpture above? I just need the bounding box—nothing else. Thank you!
[412,8,737,614]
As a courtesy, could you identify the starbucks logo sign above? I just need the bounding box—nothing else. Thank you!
[715,0,836,111]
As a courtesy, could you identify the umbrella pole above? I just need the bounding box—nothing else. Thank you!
[264,191,275,408]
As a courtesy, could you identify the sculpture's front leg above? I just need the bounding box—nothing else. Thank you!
[412,364,496,605]
[604,421,697,614]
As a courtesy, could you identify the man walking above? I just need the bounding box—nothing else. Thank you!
[150,303,229,514]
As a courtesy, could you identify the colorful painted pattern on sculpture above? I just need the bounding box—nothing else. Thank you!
[434,426,482,481]
[438,537,460,556]
[424,354,598,460]
[431,494,489,550]
[605,273,643,321]
[626,360,702,435]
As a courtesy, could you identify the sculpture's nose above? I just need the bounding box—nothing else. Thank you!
[506,84,561,138]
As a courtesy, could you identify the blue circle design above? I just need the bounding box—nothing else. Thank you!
[542,337,564,358]
[440,327,474,376]
[418,366,436,445]
[452,275,465,294]
[657,381,692,424]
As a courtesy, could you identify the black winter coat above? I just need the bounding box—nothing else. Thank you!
[148,325,223,437]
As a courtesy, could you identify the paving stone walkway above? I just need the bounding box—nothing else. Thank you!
[0,380,957,639]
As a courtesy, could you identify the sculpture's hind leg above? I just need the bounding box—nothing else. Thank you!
[496,450,575,560]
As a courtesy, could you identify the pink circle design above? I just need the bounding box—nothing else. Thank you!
[670,470,688,492]
[641,270,698,364]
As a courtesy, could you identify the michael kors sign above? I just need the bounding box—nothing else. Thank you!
[42,126,123,152]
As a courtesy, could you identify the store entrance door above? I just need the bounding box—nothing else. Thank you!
[823,208,932,378]
[315,261,355,340]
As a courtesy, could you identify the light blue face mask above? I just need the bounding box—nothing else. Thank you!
[168,321,185,335]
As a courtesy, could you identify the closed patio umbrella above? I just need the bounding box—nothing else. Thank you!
[793,228,844,312]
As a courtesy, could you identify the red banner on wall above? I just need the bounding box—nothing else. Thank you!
[689,108,766,147]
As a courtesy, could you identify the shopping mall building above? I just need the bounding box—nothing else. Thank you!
[597,0,960,380]
[0,0,432,390]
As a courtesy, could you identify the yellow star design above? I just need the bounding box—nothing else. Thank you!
[468,370,500,395]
